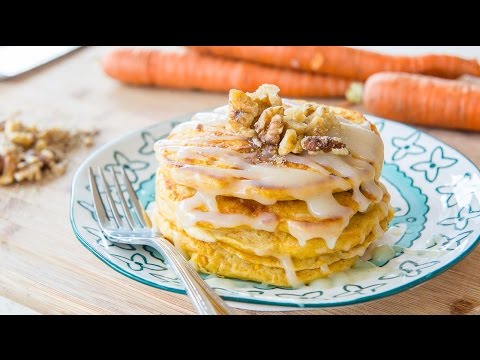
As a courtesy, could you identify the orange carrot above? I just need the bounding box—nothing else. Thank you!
[102,49,352,98]
[458,74,480,86]
[362,72,480,131]
[188,46,480,81]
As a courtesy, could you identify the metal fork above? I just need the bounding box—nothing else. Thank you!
[88,166,235,315]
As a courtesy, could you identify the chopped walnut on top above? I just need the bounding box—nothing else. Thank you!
[254,106,284,145]
[284,102,318,123]
[227,89,258,137]
[305,106,339,136]
[278,129,300,156]
[0,117,98,186]
[247,84,282,114]
[301,136,348,155]
[225,84,349,159]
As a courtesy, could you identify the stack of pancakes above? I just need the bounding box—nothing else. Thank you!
[153,85,393,287]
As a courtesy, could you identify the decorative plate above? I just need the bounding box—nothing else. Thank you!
[70,113,480,309]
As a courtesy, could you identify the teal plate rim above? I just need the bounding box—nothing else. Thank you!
[70,117,480,308]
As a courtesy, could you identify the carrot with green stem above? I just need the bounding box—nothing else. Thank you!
[349,72,480,131]
[188,46,480,81]
[102,49,352,98]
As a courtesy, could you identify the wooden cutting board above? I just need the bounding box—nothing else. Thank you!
[1,46,479,315]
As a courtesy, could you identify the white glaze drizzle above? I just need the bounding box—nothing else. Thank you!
[175,190,278,233]
[277,255,304,288]
[199,224,449,294]
[330,117,384,172]
[170,112,228,135]
[155,108,386,257]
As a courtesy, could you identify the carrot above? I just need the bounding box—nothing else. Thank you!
[102,49,351,98]
[362,72,480,131]
[188,46,480,81]
[458,74,480,86]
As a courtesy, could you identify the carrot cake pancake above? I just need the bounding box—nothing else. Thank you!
[153,84,393,287]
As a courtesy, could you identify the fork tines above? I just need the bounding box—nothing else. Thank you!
[88,166,147,231]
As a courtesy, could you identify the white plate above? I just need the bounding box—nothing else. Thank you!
[70,114,480,308]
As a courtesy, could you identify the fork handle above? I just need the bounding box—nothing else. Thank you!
[151,237,235,315]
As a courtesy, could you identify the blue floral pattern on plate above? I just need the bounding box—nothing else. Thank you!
[391,131,426,161]
[70,114,480,309]
[438,206,480,230]
[410,146,458,182]
[435,172,480,209]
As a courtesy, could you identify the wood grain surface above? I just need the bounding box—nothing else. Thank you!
[1,46,479,315]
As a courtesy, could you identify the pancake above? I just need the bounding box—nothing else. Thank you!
[153,84,393,287]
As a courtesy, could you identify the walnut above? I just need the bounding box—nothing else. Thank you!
[39,148,56,166]
[0,175,14,186]
[251,136,263,148]
[305,106,339,136]
[278,129,298,156]
[0,117,98,186]
[247,84,282,114]
[283,103,319,137]
[292,139,304,154]
[301,136,348,155]
[227,89,259,136]
[223,85,351,159]
[38,128,71,147]
[284,119,307,136]
[13,162,42,182]
[256,144,278,162]
[8,131,35,147]
[284,103,318,123]
[0,153,17,185]
[83,137,94,147]
[254,106,285,145]
[4,119,22,133]
[50,161,67,176]
[34,139,47,152]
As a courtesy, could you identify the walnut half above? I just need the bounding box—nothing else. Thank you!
[305,106,339,136]
[226,89,258,137]
[254,106,285,146]
[278,129,299,156]
[301,136,349,155]
[247,84,282,115]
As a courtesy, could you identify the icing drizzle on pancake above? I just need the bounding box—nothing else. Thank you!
[155,106,385,250]
[155,105,387,287]
[277,256,304,288]
[176,190,278,233]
